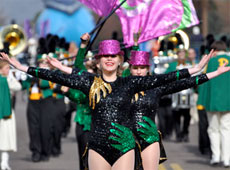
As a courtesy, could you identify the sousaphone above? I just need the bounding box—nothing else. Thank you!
[158,30,190,54]
[0,24,27,56]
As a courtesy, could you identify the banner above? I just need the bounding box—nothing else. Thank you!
[116,0,199,47]
[78,0,117,16]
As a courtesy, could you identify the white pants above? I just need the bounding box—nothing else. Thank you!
[0,112,17,152]
[207,112,230,164]
[190,93,198,124]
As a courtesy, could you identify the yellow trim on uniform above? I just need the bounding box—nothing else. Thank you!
[197,105,205,110]
[29,93,41,100]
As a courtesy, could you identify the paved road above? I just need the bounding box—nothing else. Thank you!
[11,91,229,170]
[11,91,79,170]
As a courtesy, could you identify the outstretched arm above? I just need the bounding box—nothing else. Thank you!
[160,62,230,96]
[0,52,28,72]
[25,66,92,95]
[206,62,230,79]
[160,74,208,96]
[0,52,74,76]
[188,49,214,75]
[128,50,215,93]
[0,52,92,93]
[46,57,73,74]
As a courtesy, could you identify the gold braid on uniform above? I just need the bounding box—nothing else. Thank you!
[89,76,112,109]
[133,91,145,102]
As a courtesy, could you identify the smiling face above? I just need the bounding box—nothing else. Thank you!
[130,65,149,76]
[99,55,122,73]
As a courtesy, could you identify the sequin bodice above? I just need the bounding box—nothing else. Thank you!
[131,74,209,142]
[27,67,191,158]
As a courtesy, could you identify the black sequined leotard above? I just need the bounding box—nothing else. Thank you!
[131,74,209,153]
[27,67,190,166]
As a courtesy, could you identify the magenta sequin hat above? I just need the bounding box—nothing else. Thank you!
[129,50,150,66]
[95,40,124,58]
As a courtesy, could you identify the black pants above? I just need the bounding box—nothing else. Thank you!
[158,106,173,139]
[198,109,211,154]
[173,108,191,139]
[27,98,54,157]
[51,98,66,155]
[75,123,89,170]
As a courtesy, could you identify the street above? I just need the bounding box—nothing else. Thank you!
[10,91,229,170]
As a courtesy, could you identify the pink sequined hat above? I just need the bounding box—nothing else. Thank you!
[95,40,124,58]
[129,50,150,66]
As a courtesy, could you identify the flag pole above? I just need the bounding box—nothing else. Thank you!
[59,0,127,62]
[84,21,106,56]
[89,0,127,35]
[86,0,127,55]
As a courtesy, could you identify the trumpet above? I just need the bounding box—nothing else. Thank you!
[0,24,27,56]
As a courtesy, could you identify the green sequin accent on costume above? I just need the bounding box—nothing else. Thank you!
[176,70,180,80]
[35,68,39,77]
[137,116,159,144]
[196,76,199,85]
[109,122,136,153]
[77,70,84,76]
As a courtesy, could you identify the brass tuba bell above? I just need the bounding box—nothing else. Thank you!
[0,24,27,56]
[158,30,190,54]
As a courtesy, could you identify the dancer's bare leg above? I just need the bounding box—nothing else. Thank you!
[141,142,160,170]
[88,149,111,170]
[112,149,135,170]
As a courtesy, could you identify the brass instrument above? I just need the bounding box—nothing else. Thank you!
[154,30,190,74]
[0,24,27,56]
[158,30,190,52]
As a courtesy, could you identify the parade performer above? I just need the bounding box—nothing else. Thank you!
[110,49,218,170]
[21,48,56,162]
[46,35,66,158]
[165,49,194,142]
[196,50,211,156]
[0,60,21,170]
[197,79,211,155]
[203,41,230,168]
[1,39,229,170]
[62,33,93,170]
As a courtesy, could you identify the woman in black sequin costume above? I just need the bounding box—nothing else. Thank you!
[113,50,216,170]
[1,44,229,170]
